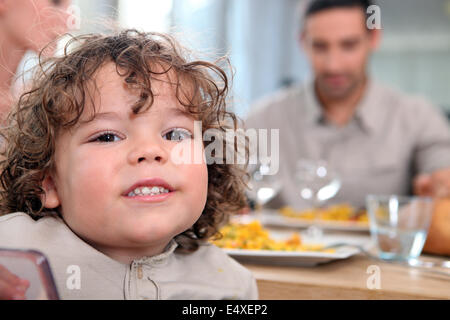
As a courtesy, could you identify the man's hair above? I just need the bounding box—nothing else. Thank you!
[0,29,249,253]
[304,0,374,19]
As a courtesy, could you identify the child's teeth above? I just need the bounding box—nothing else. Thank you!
[141,187,151,195]
[128,186,170,197]
[151,186,159,193]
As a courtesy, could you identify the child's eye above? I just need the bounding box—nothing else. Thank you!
[89,132,122,143]
[163,128,192,141]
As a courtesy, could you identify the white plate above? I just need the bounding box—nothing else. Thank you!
[225,247,360,267]
[223,227,373,267]
[257,210,370,232]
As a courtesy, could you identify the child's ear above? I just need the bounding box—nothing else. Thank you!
[41,175,60,209]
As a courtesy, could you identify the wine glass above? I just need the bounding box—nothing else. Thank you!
[247,159,282,213]
[295,159,341,241]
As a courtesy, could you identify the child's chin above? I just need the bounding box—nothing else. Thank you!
[125,224,178,245]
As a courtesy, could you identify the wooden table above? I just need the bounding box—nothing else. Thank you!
[244,253,450,299]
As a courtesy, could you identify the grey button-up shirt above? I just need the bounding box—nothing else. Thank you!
[0,212,258,300]
[245,80,450,209]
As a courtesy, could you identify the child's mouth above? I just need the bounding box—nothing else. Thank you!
[122,178,175,202]
[127,186,170,197]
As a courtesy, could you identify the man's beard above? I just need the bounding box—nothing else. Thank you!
[316,73,362,100]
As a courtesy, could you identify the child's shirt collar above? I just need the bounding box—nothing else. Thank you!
[131,239,178,267]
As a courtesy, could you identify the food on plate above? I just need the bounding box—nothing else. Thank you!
[279,204,368,224]
[212,221,334,252]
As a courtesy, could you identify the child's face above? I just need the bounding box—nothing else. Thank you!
[43,63,208,261]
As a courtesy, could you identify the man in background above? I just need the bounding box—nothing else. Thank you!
[245,0,450,209]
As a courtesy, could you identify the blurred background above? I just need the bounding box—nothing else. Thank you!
[16,0,450,119]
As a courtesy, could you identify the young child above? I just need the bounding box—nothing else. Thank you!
[0,30,257,300]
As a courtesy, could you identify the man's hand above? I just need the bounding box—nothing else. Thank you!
[414,168,450,198]
[0,264,29,300]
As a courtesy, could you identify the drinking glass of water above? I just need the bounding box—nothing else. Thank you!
[366,195,434,261]
[295,159,341,240]
[247,160,282,211]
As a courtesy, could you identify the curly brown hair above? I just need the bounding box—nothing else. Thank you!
[0,29,249,253]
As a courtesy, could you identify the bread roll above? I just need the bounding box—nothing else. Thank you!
[423,199,450,256]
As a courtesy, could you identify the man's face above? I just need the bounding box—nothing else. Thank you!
[302,7,379,99]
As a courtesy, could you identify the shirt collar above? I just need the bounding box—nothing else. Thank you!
[133,239,178,266]
[304,78,381,134]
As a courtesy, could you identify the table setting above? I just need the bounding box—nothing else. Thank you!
[215,159,450,299]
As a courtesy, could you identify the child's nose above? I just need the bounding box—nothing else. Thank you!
[127,139,168,165]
